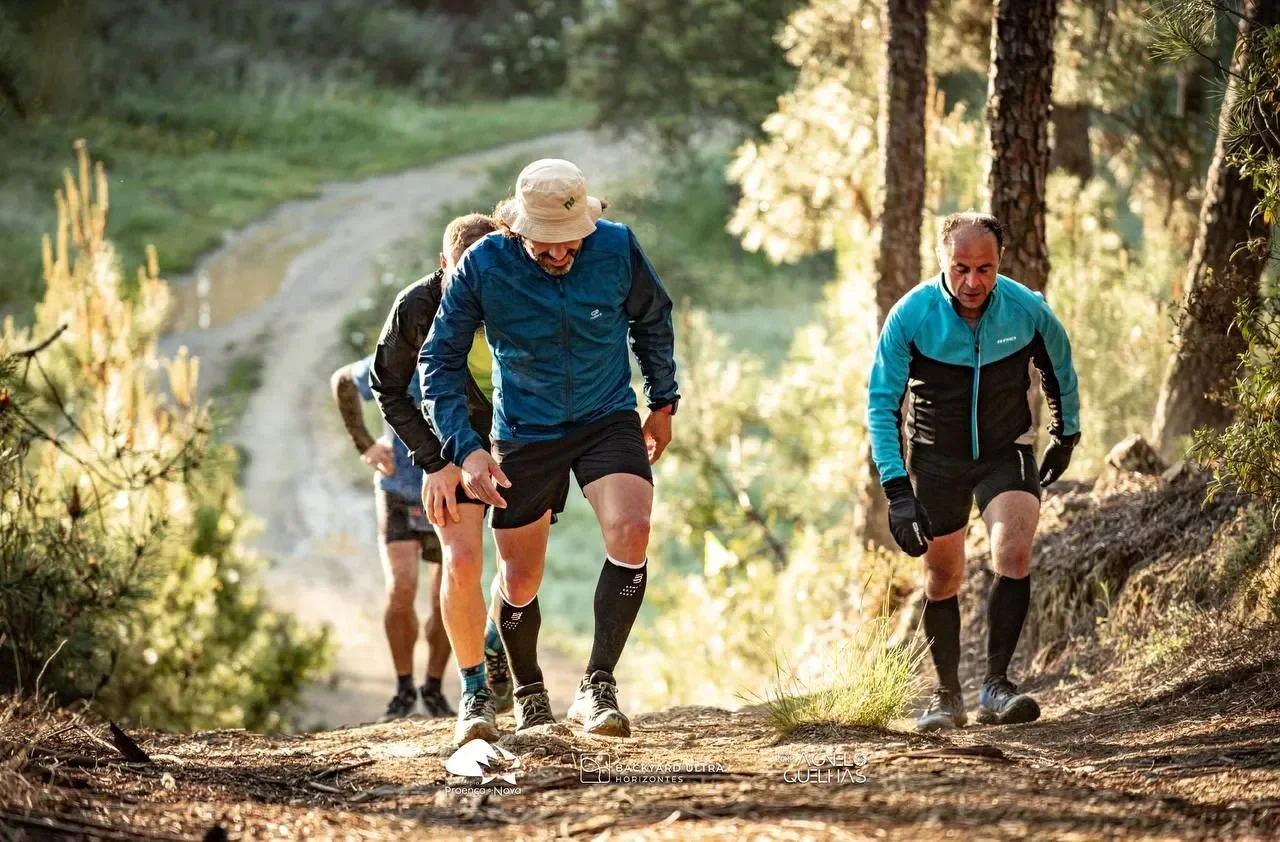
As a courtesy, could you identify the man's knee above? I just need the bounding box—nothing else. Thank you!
[442,542,483,586]
[386,570,419,609]
[602,509,651,554]
[501,565,541,607]
[925,567,964,600]
[992,538,1033,577]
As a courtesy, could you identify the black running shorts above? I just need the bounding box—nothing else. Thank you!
[489,410,653,530]
[908,443,1041,537]
[375,487,444,563]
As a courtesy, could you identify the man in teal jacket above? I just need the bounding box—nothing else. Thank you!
[867,211,1081,732]
[421,159,679,745]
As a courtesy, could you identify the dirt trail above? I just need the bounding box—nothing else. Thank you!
[158,131,647,729]
[7,627,1279,840]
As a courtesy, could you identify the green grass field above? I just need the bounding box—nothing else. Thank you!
[0,91,592,320]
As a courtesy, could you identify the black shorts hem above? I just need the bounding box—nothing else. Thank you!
[909,443,1041,537]
[490,410,651,530]
[375,488,443,563]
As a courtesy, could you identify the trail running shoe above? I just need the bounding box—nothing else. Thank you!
[513,683,555,731]
[379,686,418,723]
[977,676,1041,725]
[566,670,631,737]
[454,692,499,746]
[915,687,968,732]
[420,684,456,718]
[486,646,514,714]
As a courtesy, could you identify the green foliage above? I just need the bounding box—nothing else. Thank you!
[0,145,330,730]
[569,0,802,149]
[1190,297,1280,513]
[1,95,591,320]
[0,1,581,116]
[1043,173,1182,476]
[728,0,987,264]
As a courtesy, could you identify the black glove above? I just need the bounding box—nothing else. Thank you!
[1038,433,1080,486]
[883,476,932,557]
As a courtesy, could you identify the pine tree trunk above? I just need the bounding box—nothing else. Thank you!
[856,0,929,552]
[985,0,1057,293]
[1151,0,1278,459]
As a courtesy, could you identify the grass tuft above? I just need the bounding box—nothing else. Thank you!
[758,615,927,735]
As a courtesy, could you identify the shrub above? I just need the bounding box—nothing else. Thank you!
[1191,296,1280,515]
[0,143,330,730]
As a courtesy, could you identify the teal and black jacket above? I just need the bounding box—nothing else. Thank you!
[420,219,679,466]
[867,273,1081,484]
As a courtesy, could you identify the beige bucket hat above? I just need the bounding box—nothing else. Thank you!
[500,158,604,243]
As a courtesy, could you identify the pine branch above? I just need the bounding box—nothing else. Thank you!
[11,325,67,359]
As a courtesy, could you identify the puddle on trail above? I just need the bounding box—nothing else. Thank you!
[164,191,372,333]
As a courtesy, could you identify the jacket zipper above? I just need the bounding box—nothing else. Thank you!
[971,325,981,460]
[558,279,573,422]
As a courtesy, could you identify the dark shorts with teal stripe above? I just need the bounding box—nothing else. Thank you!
[908,443,1041,537]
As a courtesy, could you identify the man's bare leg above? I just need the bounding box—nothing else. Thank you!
[419,561,455,716]
[437,504,495,743]
[379,538,421,719]
[492,512,553,730]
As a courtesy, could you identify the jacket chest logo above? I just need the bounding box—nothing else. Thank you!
[995,335,1018,345]
[590,309,603,319]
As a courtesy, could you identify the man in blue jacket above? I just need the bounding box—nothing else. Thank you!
[421,159,679,745]
[867,211,1081,732]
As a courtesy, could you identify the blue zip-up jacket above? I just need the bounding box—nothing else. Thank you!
[420,220,679,465]
[867,273,1081,484]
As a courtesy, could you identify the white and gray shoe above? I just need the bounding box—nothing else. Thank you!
[566,670,631,737]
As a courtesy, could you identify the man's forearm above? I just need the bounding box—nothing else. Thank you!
[331,367,376,454]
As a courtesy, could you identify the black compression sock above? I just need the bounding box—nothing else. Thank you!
[923,595,962,694]
[498,595,544,689]
[586,556,648,677]
[422,675,442,694]
[396,673,415,695]
[986,574,1030,680]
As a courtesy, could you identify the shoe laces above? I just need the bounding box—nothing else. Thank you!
[462,692,493,720]
[485,649,510,681]
[927,687,959,713]
[520,692,552,723]
[588,679,620,716]
[984,676,1019,699]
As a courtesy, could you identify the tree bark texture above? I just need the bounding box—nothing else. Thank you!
[985,0,1058,293]
[857,0,929,552]
[1152,0,1278,458]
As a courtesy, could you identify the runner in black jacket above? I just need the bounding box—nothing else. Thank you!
[369,214,517,726]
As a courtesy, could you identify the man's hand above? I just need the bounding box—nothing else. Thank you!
[361,438,396,476]
[1038,434,1078,486]
[461,449,511,509]
[642,409,673,464]
[423,463,464,526]
[884,477,932,557]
